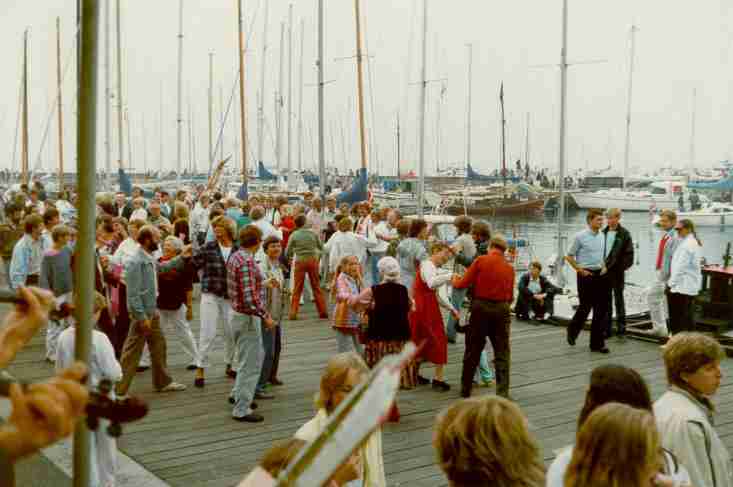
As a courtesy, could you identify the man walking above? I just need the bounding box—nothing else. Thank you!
[116,226,186,396]
[648,209,680,336]
[286,215,328,320]
[9,214,48,289]
[602,208,634,337]
[227,225,275,423]
[565,209,610,353]
[452,235,514,399]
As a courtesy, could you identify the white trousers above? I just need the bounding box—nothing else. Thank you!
[198,293,236,369]
[46,319,67,362]
[159,306,199,365]
[647,272,669,336]
[90,419,117,487]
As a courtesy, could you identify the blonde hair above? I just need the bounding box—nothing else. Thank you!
[564,403,660,487]
[317,352,369,413]
[662,332,723,390]
[435,396,544,487]
[211,215,236,240]
[337,217,354,232]
[173,201,189,221]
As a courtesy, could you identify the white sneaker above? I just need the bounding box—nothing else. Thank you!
[158,382,187,393]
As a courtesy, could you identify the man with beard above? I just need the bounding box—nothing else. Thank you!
[116,226,187,396]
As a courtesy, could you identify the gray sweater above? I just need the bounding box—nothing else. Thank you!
[40,246,73,297]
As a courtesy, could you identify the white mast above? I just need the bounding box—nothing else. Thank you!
[176,0,184,184]
[622,25,637,189]
[104,4,111,188]
[277,22,285,177]
[524,112,531,173]
[287,5,293,189]
[466,43,473,173]
[297,19,305,172]
[318,0,326,199]
[417,0,428,217]
[689,87,697,172]
[554,0,569,284]
[115,0,124,175]
[257,0,269,170]
[208,52,214,168]
[237,0,247,184]
[354,0,369,175]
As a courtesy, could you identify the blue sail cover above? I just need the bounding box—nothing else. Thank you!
[237,181,249,200]
[466,163,521,184]
[258,161,277,180]
[687,177,733,191]
[118,167,153,197]
[336,168,368,205]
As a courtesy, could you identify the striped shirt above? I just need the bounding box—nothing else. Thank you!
[227,249,269,318]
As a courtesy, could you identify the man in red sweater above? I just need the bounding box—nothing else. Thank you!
[452,234,515,399]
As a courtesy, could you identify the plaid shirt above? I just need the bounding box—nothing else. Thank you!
[191,240,238,297]
[227,249,269,318]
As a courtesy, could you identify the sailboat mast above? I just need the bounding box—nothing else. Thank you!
[435,82,442,174]
[159,82,163,175]
[416,0,428,217]
[219,85,224,162]
[277,22,285,176]
[57,18,65,189]
[500,83,507,189]
[116,0,124,175]
[176,0,184,185]
[317,0,326,200]
[396,113,401,178]
[21,30,29,187]
[297,20,305,172]
[208,52,214,168]
[287,5,293,189]
[555,0,569,283]
[237,0,247,184]
[524,112,530,174]
[142,114,148,176]
[258,1,269,171]
[622,25,637,189]
[689,88,696,172]
[354,0,369,173]
[466,43,472,177]
[104,2,112,189]
[125,108,132,173]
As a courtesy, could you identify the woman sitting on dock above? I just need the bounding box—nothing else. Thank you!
[410,242,458,392]
[295,352,386,487]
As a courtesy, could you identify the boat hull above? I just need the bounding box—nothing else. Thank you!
[572,192,677,212]
[446,198,544,217]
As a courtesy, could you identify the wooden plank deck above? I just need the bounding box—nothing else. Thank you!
[6,300,733,487]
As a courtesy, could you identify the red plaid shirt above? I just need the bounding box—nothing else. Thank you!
[226,249,269,318]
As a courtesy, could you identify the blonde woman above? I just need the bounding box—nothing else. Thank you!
[434,396,544,487]
[331,255,364,353]
[564,403,677,487]
[667,219,703,334]
[295,352,386,487]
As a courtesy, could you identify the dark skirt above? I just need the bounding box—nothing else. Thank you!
[363,340,416,390]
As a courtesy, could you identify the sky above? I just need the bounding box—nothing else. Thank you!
[1,0,731,177]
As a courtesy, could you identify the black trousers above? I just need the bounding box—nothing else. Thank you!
[461,299,511,397]
[567,272,609,350]
[605,272,626,335]
[667,292,694,334]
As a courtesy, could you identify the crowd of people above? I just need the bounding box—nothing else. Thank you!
[0,180,723,486]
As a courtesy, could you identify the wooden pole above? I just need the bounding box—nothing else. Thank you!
[74,2,100,485]
[57,18,65,190]
[237,0,247,184]
[21,30,29,187]
[354,0,368,172]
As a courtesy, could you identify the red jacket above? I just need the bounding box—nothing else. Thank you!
[279,217,296,249]
[453,248,515,302]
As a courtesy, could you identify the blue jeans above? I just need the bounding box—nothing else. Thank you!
[446,287,468,341]
[230,312,263,418]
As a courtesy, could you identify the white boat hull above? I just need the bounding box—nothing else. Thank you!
[573,192,677,212]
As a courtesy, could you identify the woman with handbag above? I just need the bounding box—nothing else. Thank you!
[331,255,365,354]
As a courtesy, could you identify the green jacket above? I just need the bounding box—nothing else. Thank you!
[286,228,323,262]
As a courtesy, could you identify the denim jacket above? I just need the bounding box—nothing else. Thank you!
[125,247,158,321]
[9,234,48,289]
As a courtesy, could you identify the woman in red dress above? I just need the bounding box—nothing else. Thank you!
[410,242,458,391]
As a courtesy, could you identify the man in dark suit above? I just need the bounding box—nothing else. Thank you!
[115,191,133,220]
[602,208,634,336]
[515,261,562,322]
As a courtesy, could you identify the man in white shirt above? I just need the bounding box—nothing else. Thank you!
[370,209,398,284]
[190,193,211,246]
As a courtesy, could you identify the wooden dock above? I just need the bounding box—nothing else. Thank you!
[6,301,733,487]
